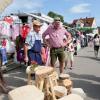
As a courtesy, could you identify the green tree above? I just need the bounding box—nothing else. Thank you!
[63,22,70,27]
[48,11,55,18]
[48,11,64,22]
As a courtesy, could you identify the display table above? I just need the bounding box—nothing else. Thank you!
[26,65,54,90]
[59,78,73,95]
[8,85,44,100]
[35,66,54,90]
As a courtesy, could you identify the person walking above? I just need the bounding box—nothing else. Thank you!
[42,17,71,73]
[93,34,100,58]
[24,20,43,65]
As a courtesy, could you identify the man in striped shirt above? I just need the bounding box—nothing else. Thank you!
[42,17,72,73]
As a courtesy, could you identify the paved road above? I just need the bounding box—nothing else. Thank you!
[67,47,100,100]
[0,46,100,100]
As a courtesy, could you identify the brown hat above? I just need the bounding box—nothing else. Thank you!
[33,20,42,26]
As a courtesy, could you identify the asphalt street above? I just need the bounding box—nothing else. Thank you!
[0,46,100,100]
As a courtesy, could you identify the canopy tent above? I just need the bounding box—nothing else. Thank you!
[25,13,54,23]
[0,0,13,13]
[76,27,97,31]
[86,33,95,37]
[66,27,81,37]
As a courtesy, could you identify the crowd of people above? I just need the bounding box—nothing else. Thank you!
[0,16,100,94]
[16,17,73,73]
[0,17,73,93]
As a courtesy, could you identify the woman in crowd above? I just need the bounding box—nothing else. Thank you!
[93,34,100,58]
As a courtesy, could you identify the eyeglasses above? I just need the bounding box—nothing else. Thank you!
[54,20,61,21]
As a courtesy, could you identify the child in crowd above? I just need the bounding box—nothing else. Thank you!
[64,39,75,70]
[1,38,7,66]
[1,38,7,48]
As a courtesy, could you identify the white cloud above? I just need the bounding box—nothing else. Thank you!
[2,0,44,15]
[70,3,91,13]
[64,0,84,3]
[19,0,43,10]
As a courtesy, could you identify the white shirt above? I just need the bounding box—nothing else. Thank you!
[25,30,42,49]
[94,38,100,46]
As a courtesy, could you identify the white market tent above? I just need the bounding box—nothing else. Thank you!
[86,33,95,37]
[24,12,54,23]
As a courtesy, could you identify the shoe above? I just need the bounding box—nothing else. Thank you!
[70,67,72,70]
[64,66,67,70]
[68,67,73,70]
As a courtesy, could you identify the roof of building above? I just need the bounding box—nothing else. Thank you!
[72,17,95,27]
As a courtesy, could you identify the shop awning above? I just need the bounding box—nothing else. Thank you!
[76,27,97,31]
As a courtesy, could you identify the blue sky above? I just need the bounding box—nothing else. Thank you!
[2,0,100,26]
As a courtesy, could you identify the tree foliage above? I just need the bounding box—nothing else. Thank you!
[48,11,64,22]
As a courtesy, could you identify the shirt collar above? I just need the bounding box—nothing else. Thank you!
[52,24,62,30]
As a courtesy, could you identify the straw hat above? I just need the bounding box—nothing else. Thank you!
[33,20,42,26]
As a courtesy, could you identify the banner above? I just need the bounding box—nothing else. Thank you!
[0,0,13,13]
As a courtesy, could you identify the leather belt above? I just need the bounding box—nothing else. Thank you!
[52,47,63,49]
